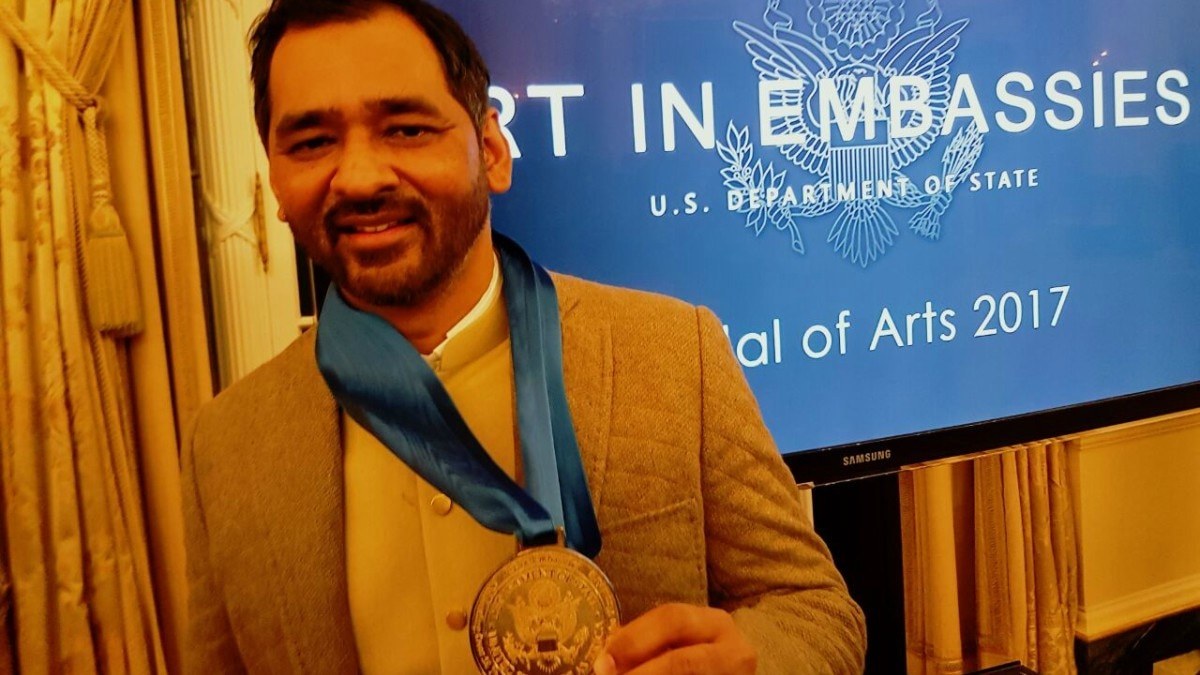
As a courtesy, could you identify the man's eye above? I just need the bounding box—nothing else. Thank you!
[288,136,333,154]
[386,126,429,139]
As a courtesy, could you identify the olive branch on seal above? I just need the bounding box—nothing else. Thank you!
[717,122,807,254]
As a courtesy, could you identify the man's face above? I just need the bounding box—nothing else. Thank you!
[266,7,511,307]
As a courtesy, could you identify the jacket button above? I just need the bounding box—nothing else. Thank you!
[430,494,453,516]
[445,609,467,631]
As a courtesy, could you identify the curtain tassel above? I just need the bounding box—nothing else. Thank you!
[0,5,143,337]
[82,106,143,337]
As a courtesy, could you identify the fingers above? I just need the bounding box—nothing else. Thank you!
[593,603,756,674]
[604,603,730,668]
[622,643,733,675]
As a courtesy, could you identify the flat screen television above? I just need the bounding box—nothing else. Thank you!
[392,0,1200,483]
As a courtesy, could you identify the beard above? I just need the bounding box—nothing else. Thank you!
[302,174,490,308]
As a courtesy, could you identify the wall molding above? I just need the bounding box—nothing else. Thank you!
[1078,408,1200,451]
[1077,573,1200,640]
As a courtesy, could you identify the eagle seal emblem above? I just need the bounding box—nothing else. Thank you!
[470,545,619,675]
[718,0,986,267]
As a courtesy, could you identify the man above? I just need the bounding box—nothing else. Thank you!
[182,1,867,673]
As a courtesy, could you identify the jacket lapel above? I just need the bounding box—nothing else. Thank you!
[254,332,358,673]
[555,274,614,517]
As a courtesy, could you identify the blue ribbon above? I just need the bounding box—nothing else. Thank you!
[315,233,601,557]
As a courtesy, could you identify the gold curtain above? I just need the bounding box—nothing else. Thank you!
[901,441,1080,675]
[122,0,216,669]
[0,0,206,671]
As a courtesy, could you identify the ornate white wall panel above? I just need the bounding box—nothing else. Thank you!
[1071,409,1200,639]
[182,0,300,387]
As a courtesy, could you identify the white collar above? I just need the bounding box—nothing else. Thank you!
[423,254,502,368]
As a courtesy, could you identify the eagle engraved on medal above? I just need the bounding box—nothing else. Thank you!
[471,547,620,675]
[504,579,586,670]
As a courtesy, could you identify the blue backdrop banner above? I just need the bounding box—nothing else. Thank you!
[434,0,1200,454]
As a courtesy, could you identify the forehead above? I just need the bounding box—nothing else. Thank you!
[268,6,457,119]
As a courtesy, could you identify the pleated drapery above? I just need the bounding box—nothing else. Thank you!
[0,0,168,671]
[901,441,1080,675]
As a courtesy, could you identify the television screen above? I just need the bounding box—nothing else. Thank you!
[430,0,1200,482]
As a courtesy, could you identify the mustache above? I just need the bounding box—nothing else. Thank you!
[322,193,431,231]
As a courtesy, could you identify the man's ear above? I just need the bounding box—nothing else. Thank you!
[480,108,514,194]
[268,172,288,222]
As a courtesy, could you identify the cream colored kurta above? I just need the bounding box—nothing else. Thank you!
[343,261,519,674]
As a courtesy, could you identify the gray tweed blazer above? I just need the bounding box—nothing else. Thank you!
[183,273,867,674]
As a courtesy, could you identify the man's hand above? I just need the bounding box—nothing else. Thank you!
[592,603,757,674]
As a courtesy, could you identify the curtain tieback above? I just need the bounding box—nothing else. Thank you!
[0,4,143,337]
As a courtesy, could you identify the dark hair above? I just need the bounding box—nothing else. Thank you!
[249,0,491,145]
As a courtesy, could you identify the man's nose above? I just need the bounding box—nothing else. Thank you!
[329,137,400,200]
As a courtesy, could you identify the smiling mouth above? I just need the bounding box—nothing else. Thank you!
[349,222,399,234]
[333,219,417,236]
